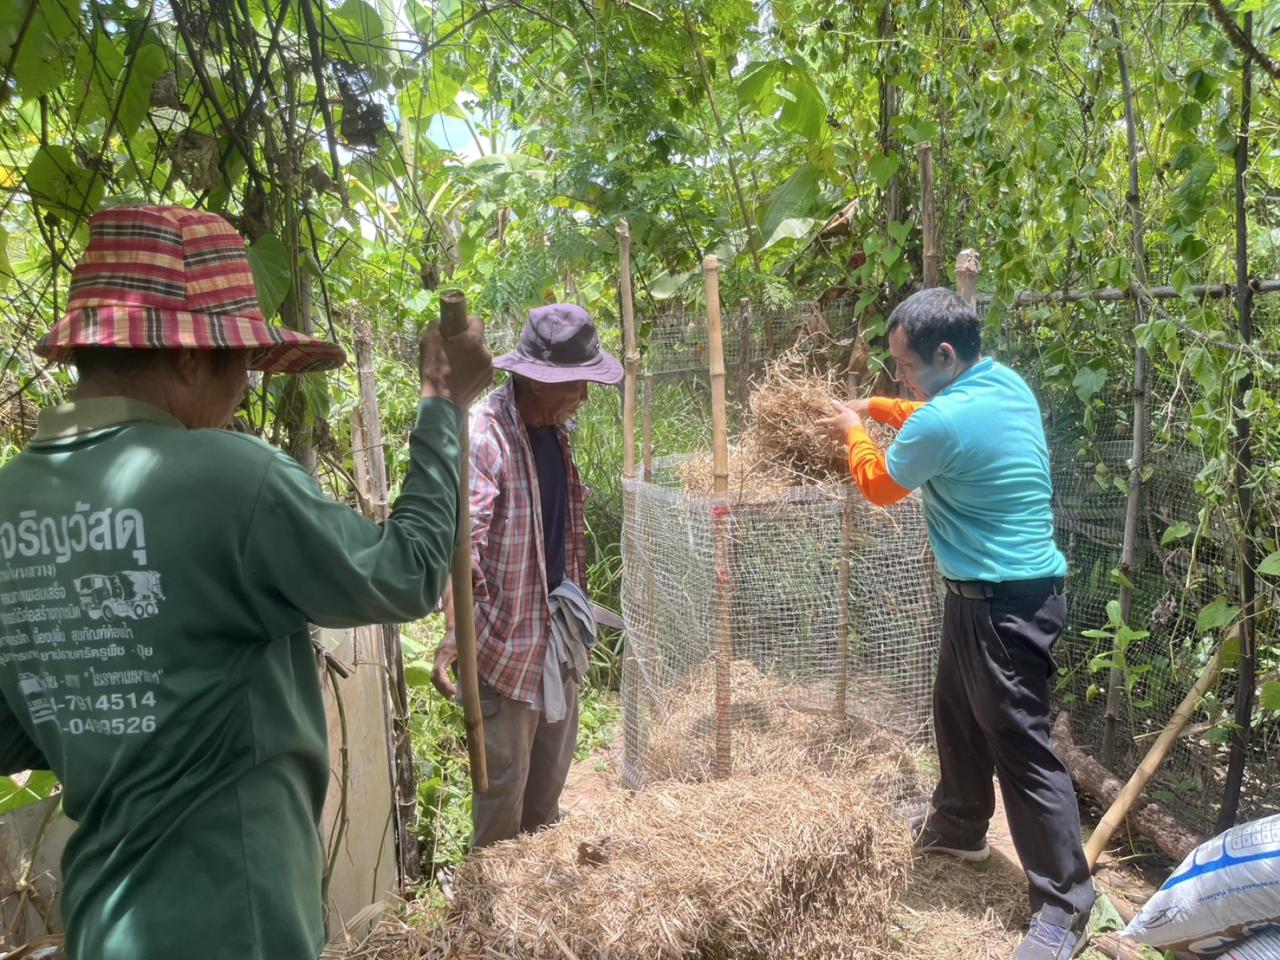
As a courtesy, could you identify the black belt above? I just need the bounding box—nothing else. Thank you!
[943,577,1064,601]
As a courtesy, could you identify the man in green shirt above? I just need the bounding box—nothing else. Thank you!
[0,205,491,959]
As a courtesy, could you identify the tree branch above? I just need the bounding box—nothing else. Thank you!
[171,0,268,183]
[1206,0,1280,79]
[681,4,761,272]
[299,0,352,209]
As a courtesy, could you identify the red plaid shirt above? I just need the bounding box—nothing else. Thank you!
[469,384,588,704]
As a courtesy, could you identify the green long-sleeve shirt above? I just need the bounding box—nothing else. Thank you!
[0,395,460,960]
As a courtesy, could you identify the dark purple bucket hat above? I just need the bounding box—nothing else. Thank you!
[493,303,623,385]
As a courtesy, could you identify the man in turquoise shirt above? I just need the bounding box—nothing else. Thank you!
[0,206,491,960]
[820,288,1094,960]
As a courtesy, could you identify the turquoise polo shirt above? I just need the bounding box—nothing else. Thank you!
[884,357,1067,583]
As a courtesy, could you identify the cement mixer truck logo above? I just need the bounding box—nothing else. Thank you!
[73,571,165,622]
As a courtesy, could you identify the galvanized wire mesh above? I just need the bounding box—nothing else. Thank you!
[1047,383,1280,833]
[622,292,1280,832]
[988,295,1280,834]
[642,297,859,381]
[620,458,943,789]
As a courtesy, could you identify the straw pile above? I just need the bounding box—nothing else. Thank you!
[636,660,927,795]
[339,669,1024,960]
[437,772,907,960]
[748,354,852,483]
[674,437,793,503]
[677,354,895,501]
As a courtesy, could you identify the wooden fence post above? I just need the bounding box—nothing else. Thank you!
[1217,12,1258,832]
[642,372,654,483]
[955,249,980,307]
[737,298,753,429]
[619,221,639,480]
[1103,21,1151,772]
[919,142,938,288]
[704,256,733,780]
[352,312,419,883]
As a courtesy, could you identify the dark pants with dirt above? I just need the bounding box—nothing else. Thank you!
[471,674,579,848]
[928,579,1095,929]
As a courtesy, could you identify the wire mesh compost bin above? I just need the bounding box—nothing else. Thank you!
[620,461,944,788]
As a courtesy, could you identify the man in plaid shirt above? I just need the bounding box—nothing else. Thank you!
[433,304,622,846]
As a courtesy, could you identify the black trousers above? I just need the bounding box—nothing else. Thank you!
[929,586,1096,928]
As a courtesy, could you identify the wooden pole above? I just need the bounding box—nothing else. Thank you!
[736,298,753,429]
[705,255,733,779]
[353,312,420,881]
[955,249,980,307]
[1054,713,1202,864]
[642,371,654,483]
[439,289,488,794]
[619,220,639,479]
[1218,11,1257,832]
[919,142,938,288]
[1085,643,1225,869]
[1103,19,1151,771]
[618,222,644,778]
[834,495,853,718]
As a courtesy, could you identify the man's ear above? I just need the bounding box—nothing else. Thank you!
[174,349,204,386]
[936,342,957,368]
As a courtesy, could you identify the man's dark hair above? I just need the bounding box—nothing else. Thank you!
[886,288,981,363]
[73,347,243,380]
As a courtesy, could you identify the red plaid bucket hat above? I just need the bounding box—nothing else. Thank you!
[35,205,346,373]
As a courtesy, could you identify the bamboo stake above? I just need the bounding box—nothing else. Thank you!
[642,371,654,483]
[707,258,729,505]
[618,221,644,777]
[1103,17,1151,771]
[919,142,938,288]
[353,312,419,880]
[955,249,980,307]
[736,298,752,428]
[619,221,639,479]
[439,289,488,794]
[1085,643,1225,868]
[705,255,733,779]
[1218,10,1257,832]
[834,495,854,718]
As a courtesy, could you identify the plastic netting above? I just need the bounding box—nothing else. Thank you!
[620,457,943,789]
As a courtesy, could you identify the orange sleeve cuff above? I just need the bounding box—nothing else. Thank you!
[867,397,926,430]
[845,426,911,507]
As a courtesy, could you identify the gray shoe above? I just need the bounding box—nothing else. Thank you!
[909,814,991,862]
[1012,912,1088,960]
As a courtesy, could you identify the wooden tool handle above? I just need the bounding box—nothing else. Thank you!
[440,289,468,339]
[439,288,488,793]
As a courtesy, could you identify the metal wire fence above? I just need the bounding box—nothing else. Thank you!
[620,463,942,788]
[620,293,1280,834]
